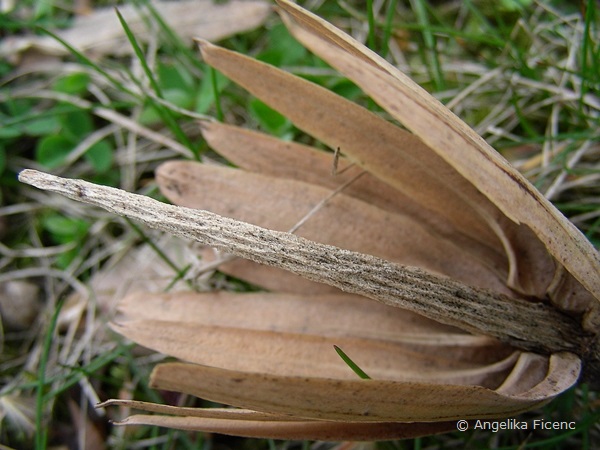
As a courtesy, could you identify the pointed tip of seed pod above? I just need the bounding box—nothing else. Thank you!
[18,169,53,190]
[194,38,212,53]
[17,168,37,184]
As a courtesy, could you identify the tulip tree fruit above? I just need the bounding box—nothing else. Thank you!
[19,0,599,441]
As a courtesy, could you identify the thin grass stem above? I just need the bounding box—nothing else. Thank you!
[409,0,444,90]
[366,0,377,51]
[115,8,198,159]
[381,0,398,59]
[333,345,371,380]
[125,218,194,290]
[210,67,224,122]
[35,298,65,450]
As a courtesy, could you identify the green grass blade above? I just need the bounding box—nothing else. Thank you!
[44,344,127,400]
[408,0,444,91]
[381,0,398,59]
[580,0,599,117]
[135,0,204,72]
[114,8,164,98]
[35,298,65,450]
[114,8,199,160]
[394,22,505,47]
[333,345,371,379]
[210,67,224,122]
[366,0,377,51]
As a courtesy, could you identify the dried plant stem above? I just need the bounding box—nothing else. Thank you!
[18,170,597,383]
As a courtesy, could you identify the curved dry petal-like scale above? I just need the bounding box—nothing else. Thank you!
[550,267,598,315]
[113,291,514,386]
[275,0,599,307]
[496,352,583,401]
[157,161,509,293]
[495,353,552,396]
[98,399,287,420]
[149,353,579,422]
[117,291,465,337]
[114,414,457,440]
[199,121,508,277]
